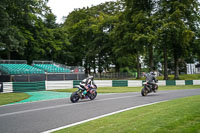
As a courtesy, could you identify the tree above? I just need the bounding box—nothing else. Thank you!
[0,0,51,60]
[0,0,26,59]
[63,1,124,74]
[63,8,92,70]
[44,11,58,29]
[0,0,71,64]
[113,0,157,78]
[157,0,199,79]
[23,12,70,64]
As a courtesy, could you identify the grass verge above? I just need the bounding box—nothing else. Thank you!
[50,85,200,93]
[0,92,30,106]
[54,95,200,133]
[156,74,200,80]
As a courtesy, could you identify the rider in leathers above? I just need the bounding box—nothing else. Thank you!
[145,72,158,92]
[80,76,96,94]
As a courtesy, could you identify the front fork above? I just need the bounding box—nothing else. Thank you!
[77,90,83,98]
[145,85,151,92]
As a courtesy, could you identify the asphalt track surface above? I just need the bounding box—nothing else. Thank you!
[0,89,200,133]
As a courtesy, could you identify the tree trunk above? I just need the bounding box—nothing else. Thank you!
[93,60,96,74]
[7,51,11,60]
[174,53,179,79]
[115,63,120,73]
[88,63,91,74]
[136,52,141,79]
[84,58,88,74]
[163,46,168,80]
[149,43,154,71]
[91,57,96,74]
[98,55,102,79]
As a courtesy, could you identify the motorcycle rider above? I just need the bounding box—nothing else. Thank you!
[144,71,158,92]
[80,76,97,95]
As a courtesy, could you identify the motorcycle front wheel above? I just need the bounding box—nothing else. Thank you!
[141,88,148,96]
[70,92,80,103]
[88,90,97,100]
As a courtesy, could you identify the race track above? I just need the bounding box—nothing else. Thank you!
[0,89,200,133]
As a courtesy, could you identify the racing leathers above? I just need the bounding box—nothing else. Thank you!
[145,73,158,92]
[80,76,96,94]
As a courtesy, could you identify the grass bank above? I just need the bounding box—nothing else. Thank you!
[156,74,200,80]
[50,85,200,93]
[54,95,200,133]
[0,92,30,106]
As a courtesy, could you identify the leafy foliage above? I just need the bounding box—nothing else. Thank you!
[0,0,70,64]
[0,0,200,79]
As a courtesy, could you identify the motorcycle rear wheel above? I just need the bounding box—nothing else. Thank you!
[70,92,80,103]
[141,88,148,96]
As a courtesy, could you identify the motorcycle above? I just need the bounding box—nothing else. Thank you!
[141,81,158,96]
[70,84,97,103]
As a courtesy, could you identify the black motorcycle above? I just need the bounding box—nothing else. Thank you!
[70,84,97,103]
[141,81,158,96]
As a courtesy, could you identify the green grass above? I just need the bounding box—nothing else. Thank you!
[179,74,200,80]
[54,95,200,133]
[156,74,200,80]
[0,92,30,106]
[50,85,200,93]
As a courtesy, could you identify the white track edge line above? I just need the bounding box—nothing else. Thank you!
[42,100,168,133]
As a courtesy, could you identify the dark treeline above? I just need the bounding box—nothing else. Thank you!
[0,0,70,64]
[0,0,200,79]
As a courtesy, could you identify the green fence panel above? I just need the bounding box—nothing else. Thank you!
[73,80,82,88]
[142,80,146,86]
[112,80,128,87]
[36,81,46,90]
[185,80,193,85]
[13,81,45,92]
[166,80,176,86]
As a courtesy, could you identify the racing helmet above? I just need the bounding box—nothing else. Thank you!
[150,72,155,75]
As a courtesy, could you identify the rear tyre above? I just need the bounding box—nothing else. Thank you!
[141,88,148,96]
[70,92,80,103]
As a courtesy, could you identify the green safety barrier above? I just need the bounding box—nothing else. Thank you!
[142,80,146,86]
[112,80,128,87]
[185,80,193,85]
[8,79,199,93]
[73,80,82,88]
[142,80,147,83]
[166,80,176,86]
[13,81,45,92]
